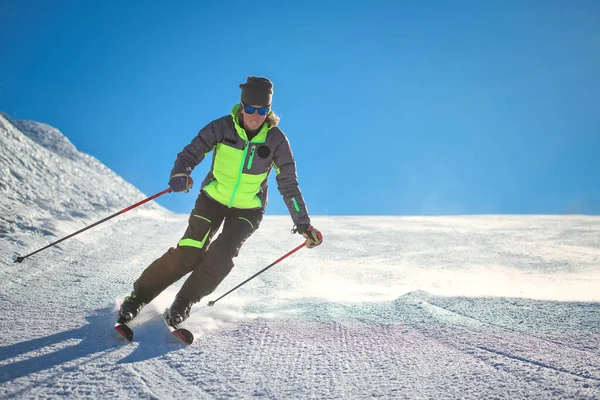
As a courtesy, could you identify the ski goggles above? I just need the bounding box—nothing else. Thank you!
[241,102,270,116]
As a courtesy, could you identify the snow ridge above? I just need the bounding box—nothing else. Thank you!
[1,112,82,161]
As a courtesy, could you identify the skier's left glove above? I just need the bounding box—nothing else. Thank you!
[293,224,323,248]
[169,173,194,193]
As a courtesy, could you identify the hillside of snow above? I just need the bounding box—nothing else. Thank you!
[1,115,599,399]
[0,113,167,254]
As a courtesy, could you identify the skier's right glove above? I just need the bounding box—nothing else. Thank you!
[169,173,194,193]
[293,224,323,249]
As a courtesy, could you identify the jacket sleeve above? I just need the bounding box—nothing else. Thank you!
[170,119,223,176]
[272,134,311,226]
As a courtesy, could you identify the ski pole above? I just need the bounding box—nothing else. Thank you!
[14,188,172,263]
[208,242,307,307]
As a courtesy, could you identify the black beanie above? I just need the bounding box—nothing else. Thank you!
[239,76,274,107]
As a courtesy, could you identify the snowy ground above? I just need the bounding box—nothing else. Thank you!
[1,114,600,398]
[1,213,599,399]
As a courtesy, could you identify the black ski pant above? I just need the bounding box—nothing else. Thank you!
[132,191,263,305]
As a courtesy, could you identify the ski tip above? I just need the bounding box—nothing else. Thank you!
[173,328,194,345]
[114,323,134,341]
[163,309,194,344]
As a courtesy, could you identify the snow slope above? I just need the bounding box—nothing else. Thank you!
[0,113,165,253]
[1,115,599,399]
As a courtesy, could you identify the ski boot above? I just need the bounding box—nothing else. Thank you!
[165,295,192,328]
[117,293,145,324]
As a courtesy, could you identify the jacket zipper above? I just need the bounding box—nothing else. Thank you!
[228,141,249,208]
[246,145,256,170]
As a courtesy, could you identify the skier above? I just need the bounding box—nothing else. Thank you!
[118,76,323,328]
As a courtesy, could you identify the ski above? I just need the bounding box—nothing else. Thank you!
[114,319,193,344]
[114,298,136,342]
[114,323,134,341]
[163,310,194,344]
[113,302,193,344]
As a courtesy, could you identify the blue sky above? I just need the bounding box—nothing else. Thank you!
[1,1,599,216]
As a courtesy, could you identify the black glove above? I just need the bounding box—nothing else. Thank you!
[293,224,323,248]
[169,173,194,193]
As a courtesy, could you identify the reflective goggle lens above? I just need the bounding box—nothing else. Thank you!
[242,103,270,115]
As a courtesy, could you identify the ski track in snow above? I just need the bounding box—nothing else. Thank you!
[1,114,600,398]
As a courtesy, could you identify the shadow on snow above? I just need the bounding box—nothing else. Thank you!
[0,306,185,386]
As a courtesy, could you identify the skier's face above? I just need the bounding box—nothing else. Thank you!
[242,104,268,132]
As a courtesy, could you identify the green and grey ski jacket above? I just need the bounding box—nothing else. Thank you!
[170,104,310,226]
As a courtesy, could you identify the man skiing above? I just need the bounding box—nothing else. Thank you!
[117,76,323,329]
